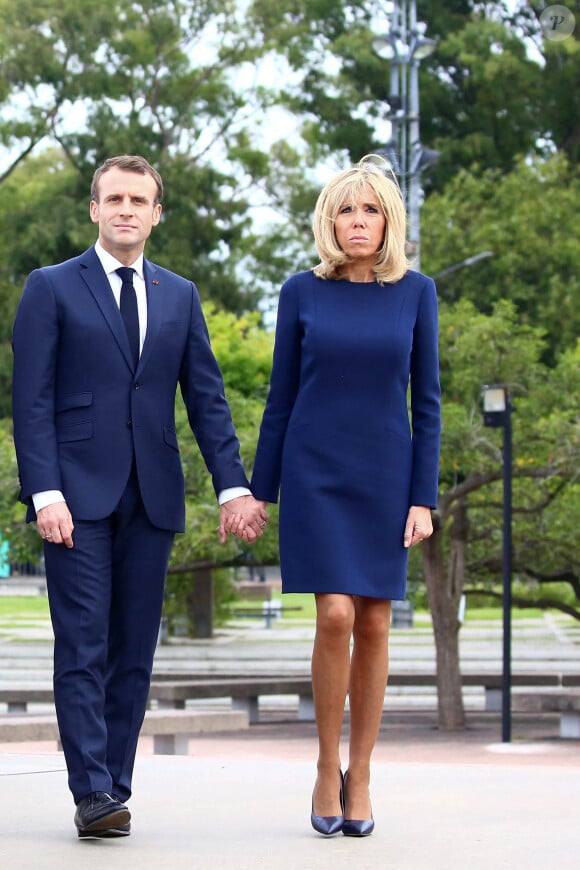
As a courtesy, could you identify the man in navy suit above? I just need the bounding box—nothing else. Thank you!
[12,155,267,838]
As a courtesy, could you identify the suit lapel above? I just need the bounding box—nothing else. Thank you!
[139,259,163,372]
[79,246,136,371]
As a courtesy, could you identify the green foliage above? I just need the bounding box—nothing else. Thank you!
[505,2,580,164]
[422,154,580,361]
[160,304,279,633]
[0,420,39,564]
[203,306,273,398]
[167,303,279,577]
[163,567,239,634]
[421,15,544,189]
[1,1,578,324]
[250,0,579,194]
[0,0,295,312]
[435,300,579,618]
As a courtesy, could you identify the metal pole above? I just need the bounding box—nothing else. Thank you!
[407,0,420,267]
[399,1,408,206]
[390,0,401,150]
[502,403,513,742]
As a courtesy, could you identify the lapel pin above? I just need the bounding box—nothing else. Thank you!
[153,279,159,285]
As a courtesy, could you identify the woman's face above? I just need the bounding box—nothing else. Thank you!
[334,186,386,262]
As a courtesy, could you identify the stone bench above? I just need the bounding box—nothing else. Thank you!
[371,672,562,712]
[141,708,248,754]
[2,673,575,725]
[511,690,580,739]
[147,672,571,723]
[0,687,54,713]
[460,673,562,712]
[0,708,249,755]
[391,599,414,628]
[148,676,316,724]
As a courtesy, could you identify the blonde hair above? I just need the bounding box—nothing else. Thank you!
[312,155,409,283]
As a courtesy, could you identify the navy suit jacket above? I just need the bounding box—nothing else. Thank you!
[12,246,249,532]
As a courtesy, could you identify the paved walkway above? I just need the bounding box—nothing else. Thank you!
[2,712,579,870]
[1,590,579,868]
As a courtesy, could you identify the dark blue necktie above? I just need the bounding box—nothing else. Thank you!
[116,267,139,367]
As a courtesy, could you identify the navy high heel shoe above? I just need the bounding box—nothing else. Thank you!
[342,771,375,837]
[310,770,345,836]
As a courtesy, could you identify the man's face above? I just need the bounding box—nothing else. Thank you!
[89,167,162,262]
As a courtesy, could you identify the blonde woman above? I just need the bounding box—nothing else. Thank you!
[250,157,441,836]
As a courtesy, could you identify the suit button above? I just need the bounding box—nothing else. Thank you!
[134,382,140,389]
[127,421,132,428]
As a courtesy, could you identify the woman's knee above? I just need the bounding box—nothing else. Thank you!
[353,599,391,645]
[315,594,355,639]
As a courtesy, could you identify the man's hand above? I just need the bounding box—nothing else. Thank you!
[37,502,74,549]
[218,496,268,544]
[403,505,433,549]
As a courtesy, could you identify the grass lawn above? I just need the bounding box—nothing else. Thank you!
[272,591,317,620]
[463,606,544,621]
[232,591,317,620]
[0,595,50,619]
[0,592,555,627]
[269,595,547,624]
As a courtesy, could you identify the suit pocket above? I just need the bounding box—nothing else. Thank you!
[57,421,93,442]
[56,391,93,413]
[163,426,179,451]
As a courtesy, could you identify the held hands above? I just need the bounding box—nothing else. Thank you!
[403,505,433,549]
[36,502,74,549]
[218,496,269,544]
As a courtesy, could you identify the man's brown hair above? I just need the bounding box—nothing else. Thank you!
[91,155,163,203]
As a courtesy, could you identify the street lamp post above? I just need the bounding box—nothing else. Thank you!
[482,384,513,743]
[371,0,438,269]
[432,251,494,281]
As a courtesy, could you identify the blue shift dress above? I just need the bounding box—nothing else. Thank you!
[251,269,441,600]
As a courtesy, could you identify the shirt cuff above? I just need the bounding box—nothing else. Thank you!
[218,486,252,505]
[32,491,66,512]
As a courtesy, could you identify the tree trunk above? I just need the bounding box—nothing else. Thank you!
[187,568,214,638]
[422,499,469,729]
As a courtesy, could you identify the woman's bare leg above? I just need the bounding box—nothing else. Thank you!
[311,593,355,815]
[345,596,392,819]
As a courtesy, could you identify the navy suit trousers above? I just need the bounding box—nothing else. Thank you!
[44,465,175,803]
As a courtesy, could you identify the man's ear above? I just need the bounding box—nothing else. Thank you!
[152,203,163,226]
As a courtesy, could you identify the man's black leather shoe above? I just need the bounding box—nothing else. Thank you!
[96,822,131,838]
[74,791,131,838]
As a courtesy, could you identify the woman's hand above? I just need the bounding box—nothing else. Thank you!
[403,505,433,548]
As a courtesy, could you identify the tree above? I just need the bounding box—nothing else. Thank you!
[463,341,580,616]
[421,299,579,728]
[1,1,577,319]
[421,153,580,363]
[249,1,578,190]
[0,0,286,311]
[506,1,580,164]
[149,306,280,633]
